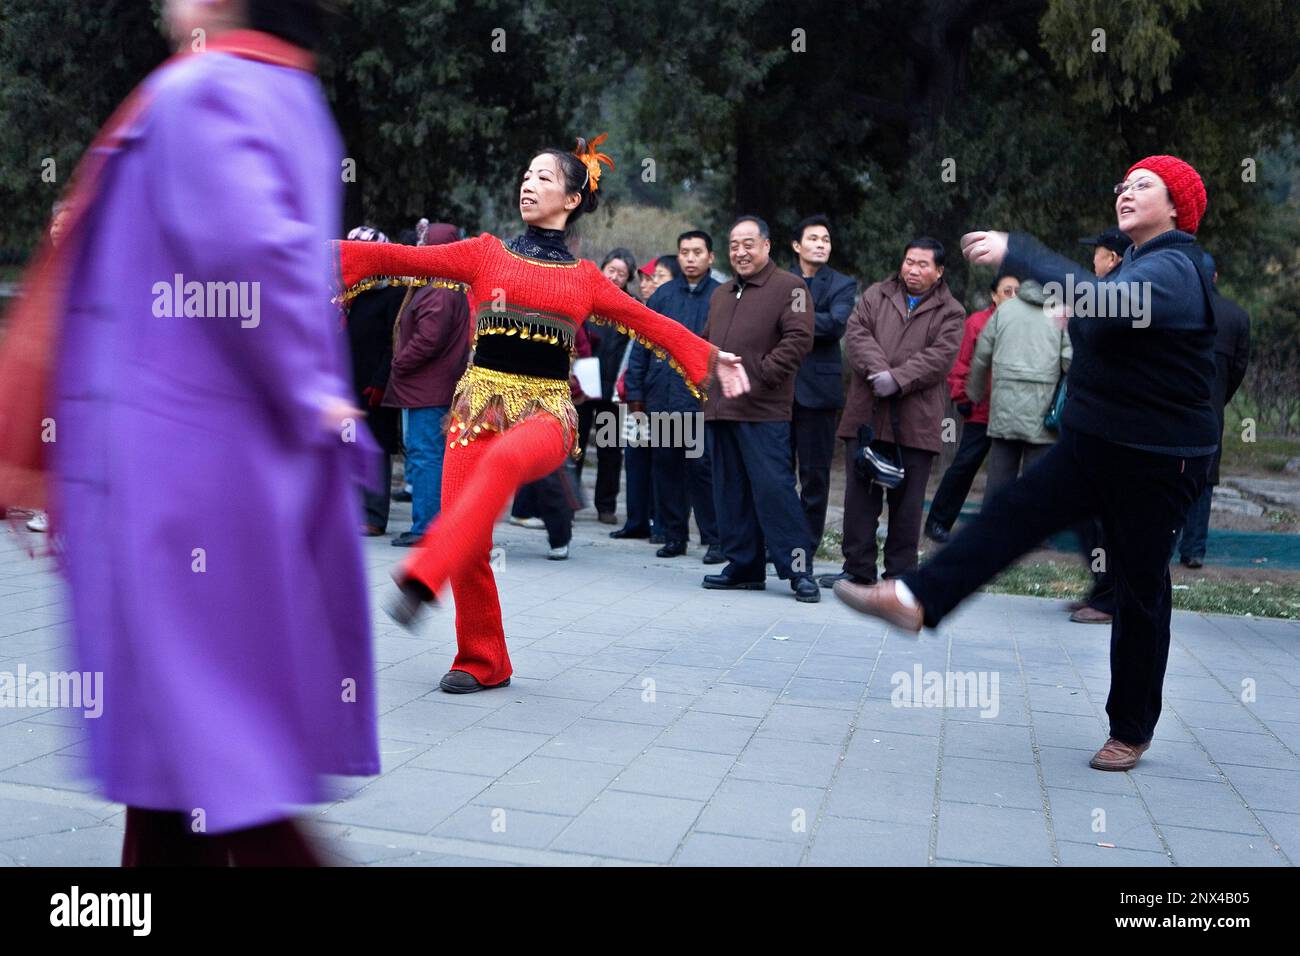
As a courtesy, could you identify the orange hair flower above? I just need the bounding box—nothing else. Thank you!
[575,133,615,193]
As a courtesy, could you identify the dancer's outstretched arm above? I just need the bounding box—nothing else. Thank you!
[587,270,749,399]
[333,234,490,302]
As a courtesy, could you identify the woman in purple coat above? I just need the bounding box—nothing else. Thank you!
[0,1,380,864]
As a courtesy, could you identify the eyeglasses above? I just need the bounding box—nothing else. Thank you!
[1113,179,1157,197]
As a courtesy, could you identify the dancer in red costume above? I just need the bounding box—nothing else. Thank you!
[335,136,750,693]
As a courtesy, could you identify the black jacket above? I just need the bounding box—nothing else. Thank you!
[346,284,405,454]
[1208,291,1251,485]
[790,264,857,409]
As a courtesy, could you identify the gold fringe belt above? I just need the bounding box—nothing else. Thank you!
[446,364,580,458]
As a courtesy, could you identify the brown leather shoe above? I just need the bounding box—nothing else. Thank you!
[1089,737,1150,771]
[832,580,923,633]
[1070,606,1113,624]
[1065,599,1088,612]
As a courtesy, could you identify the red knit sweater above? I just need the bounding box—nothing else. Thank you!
[336,234,718,393]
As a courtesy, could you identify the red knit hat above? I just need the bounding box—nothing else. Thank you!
[1124,155,1207,234]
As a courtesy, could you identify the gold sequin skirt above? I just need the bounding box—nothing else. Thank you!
[446,364,580,457]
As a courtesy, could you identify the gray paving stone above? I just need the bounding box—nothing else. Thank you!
[781,677,866,711]
[935,801,1054,866]
[1192,727,1298,771]
[1161,824,1287,866]
[1132,774,1264,834]
[0,823,122,866]
[943,719,1035,764]
[1216,764,1300,813]
[731,737,842,789]
[476,755,621,816]
[1055,840,1172,866]
[319,767,492,833]
[432,804,572,850]
[610,747,733,802]
[0,721,82,771]
[539,718,661,765]
[694,778,826,844]
[1045,787,1164,853]
[654,711,760,755]
[756,703,854,745]
[551,790,704,862]
[409,727,549,777]
[0,796,108,842]
[380,698,489,744]
[630,663,723,697]
[940,756,1043,810]
[822,769,936,826]
[586,687,696,726]
[474,694,597,736]
[529,667,631,703]
[842,729,941,776]
[719,658,800,690]
[808,816,930,866]
[693,683,780,718]
[673,831,804,866]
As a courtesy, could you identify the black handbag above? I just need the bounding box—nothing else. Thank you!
[853,398,906,489]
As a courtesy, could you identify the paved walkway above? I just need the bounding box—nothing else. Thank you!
[1,504,1297,866]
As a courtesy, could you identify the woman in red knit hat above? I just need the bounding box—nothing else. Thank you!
[335,135,750,693]
[835,155,1219,773]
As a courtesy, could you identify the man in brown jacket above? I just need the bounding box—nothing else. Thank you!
[819,237,965,587]
[702,216,820,602]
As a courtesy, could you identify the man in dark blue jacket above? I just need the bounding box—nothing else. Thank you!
[625,231,724,562]
[789,215,858,547]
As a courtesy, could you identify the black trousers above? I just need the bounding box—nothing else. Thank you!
[926,420,991,532]
[790,403,838,547]
[512,467,575,548]
[362,452,392,530]
[903,429,1209,746]
[841,439,935,580]
[707,420,814,580]
[576,400,623,515]
[1077,517,1116,614]
[121,807,321,867]
[652,441,719,546]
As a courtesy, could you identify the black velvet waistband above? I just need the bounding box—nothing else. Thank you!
[473,336,570,380]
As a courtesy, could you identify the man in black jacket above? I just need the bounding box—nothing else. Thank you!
[1178,253,1250,567]
[788,215,858,548]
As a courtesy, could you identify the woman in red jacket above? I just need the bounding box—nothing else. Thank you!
[335,135,750,693]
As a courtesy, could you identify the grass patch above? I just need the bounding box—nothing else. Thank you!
[986,560,1300,620]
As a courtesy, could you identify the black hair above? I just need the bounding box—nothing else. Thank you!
[654,255,682,280]
[600,247,638,287]
[397,228,419,246]
[903,236,945,268]
[731,215,770,240]
[793,214,831,244]
[677,229,713,253]
[247,0,328,51]
[989,270,1020,293]
[535,138,600,229]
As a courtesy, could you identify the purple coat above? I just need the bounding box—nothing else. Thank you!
[51,50,380,833]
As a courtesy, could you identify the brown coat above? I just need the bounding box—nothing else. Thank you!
[702,258,813,421]
[837,274,965,453]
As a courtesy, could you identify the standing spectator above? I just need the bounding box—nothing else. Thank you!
[924,272,1020,542]
[612,254,676,542]
[1178,253,1250,568]
[386,223,471,547]
[577,249,634,523]
[344,226,404,536]
[788,215,857,549]
[967,280,1071,500]
[702,216,818,602]
[1069,227,1131,623]
[626,231,724,562]
[819,238,965,587]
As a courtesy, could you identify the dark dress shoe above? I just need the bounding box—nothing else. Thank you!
[385,578,436,631]
[656,540,687,558]
[924,522,949,544]
[1180,555,1204,569]
[391,531,424,548]
[701,545,727,565]
[440,670,511,694]
[792,576,821,603]
[702,572,766,591]
[817,570,874,589]
[650,533,666,544]
[610,526,650,539]
[392,490,413,503]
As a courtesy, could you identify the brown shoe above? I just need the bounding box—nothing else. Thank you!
[597,511,618,525]
[832,580,923,633]
[1065,599,1088,612]
[1070,606,1113,624]
[1089,737,1150,771]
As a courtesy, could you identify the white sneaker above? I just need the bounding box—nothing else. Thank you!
[547,544,569,560]
[26,511,48,533]
[508,516,545,529]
